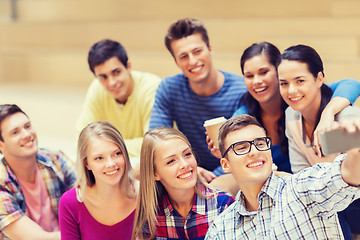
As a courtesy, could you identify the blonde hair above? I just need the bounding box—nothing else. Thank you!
[75,121,136,199]
[132,127,217,240]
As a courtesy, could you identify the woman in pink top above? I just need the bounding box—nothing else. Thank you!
[59,121,137,240]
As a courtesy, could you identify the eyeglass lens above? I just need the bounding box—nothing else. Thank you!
[233,138,269,154]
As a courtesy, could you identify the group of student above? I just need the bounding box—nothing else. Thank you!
[1,17,360,240]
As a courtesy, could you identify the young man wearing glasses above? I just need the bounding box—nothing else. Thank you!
[205,114,360,239]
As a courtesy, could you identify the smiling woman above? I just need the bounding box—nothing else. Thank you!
[58,121,137,240]
[132,127,234,240]
[278,44,360,239]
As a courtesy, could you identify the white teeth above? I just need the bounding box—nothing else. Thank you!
[23,141,33,147]
[247,162,263,168]
[178,171,192,179]
[190,66,202,73]
[254,87,267,93]
[290,96,302,101]
[104,169,118,175]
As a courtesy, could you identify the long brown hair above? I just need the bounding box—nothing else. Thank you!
[132,127,216,240]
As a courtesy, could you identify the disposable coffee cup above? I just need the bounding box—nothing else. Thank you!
[203,117,227,148]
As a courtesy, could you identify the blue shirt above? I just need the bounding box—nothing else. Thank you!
[149,71,246,171]
[205,154,360,240]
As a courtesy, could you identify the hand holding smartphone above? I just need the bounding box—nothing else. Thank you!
[320,128,360,155]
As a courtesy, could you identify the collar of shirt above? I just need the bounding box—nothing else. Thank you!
[1,150,58,184]
[234,172,279,228]
[162,183,208,218]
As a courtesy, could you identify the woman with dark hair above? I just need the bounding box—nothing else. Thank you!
[232,42,290,173]
[278,44,360,239]
[208,42,360,175]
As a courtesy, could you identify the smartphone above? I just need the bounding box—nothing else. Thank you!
[320,128,360,155]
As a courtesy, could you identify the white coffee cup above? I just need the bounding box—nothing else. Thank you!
[203,117,227,148]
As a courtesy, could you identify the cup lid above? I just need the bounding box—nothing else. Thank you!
[203,116,227,127]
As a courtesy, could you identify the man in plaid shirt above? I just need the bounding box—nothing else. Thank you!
[206,114,360,240]
[0,104,76,239]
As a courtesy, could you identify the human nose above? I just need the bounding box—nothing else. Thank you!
[179,157,190,169]
[188,53,198,65]
[21,128,32,139]
[288,83,297,95]
[105,156,116,167]
[253,75,263,84]
[248,142,259,156]
[108,76,117,87]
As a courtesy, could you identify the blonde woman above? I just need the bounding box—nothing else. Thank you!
[59,121,137,240]
[132,127,234,240]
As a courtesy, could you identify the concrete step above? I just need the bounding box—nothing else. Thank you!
[14,0,332,22]
[1,48,360,86]
[2,17,360,56]
[0,1,11,21]
[331,0,360,16]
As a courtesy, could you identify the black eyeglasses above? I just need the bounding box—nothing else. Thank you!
[222,137,271,158]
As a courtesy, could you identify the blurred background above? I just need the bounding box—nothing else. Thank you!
[1,0,360,160]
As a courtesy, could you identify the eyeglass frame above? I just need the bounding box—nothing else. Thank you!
[222,137,271,158]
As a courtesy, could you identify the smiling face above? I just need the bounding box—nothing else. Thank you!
[170,33,214,86]
[94,56,134,104]
[278,60,323,114]
[85,137,125,187]
[154,138,197,195]
[0,112,38,161]
[243,54,280,104]
[221,125,272,188]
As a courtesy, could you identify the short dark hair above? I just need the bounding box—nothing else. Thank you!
[87,39,129,74]
[165,18,210,58]
[0,104,27,141]
[218,114,264,157]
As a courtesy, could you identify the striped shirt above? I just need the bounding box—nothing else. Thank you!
[0,148,76,234]
[206,154,360,240]
[149,71,246,171]
[148,183,234,240]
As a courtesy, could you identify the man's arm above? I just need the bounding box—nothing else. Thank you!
[314,78,360,155]
[328,79,360,105]
[56,150,77,190]
[313,97,351,156]
[2,216,60,240]
[338,118,360,186]
[149,80,175,129]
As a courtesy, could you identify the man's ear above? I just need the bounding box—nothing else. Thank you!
[220,158,231,173]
